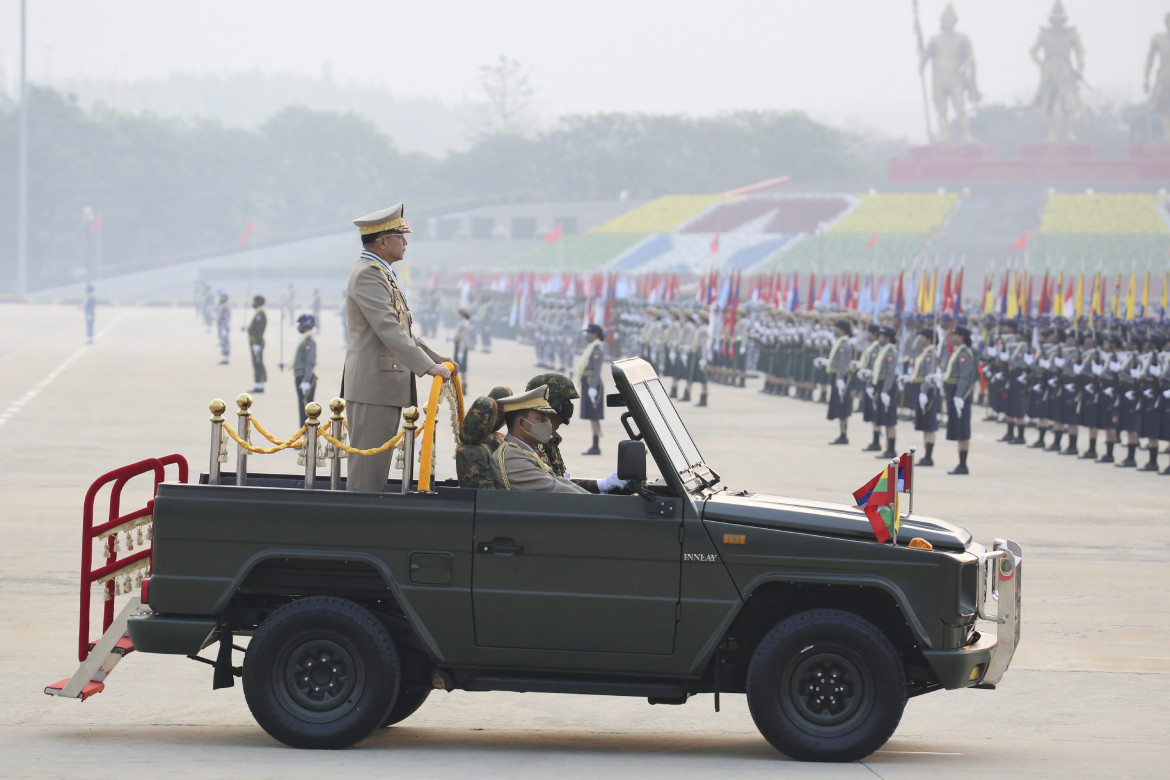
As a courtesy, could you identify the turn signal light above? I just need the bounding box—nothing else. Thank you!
[722,534,746,545]
[969,664,984,681]
[140,577,150,604]
[908,538,933,550]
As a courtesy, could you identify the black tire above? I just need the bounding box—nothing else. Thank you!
[381,688,431,727]
[746,608,906,762]
[243,596,400,749]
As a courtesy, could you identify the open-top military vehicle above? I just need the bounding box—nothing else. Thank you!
[46,357,1021,762]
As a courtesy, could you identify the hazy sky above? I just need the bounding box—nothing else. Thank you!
[1,0,1166,141]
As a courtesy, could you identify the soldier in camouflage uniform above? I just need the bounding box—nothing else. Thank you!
[456,396,504,489]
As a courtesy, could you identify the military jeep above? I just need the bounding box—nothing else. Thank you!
[49,357,1021,762]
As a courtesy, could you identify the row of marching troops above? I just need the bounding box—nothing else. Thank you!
[981,315,1170,474]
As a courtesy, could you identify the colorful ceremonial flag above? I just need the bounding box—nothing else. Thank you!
[894,272,905,313]
[1126,273,1137,320]
[1110,274,1121,318]
[1009,232,1029,252]
[1089,274,1101,318]
[1006,273,1019,318]
[237,218,255,245]
[897,452,913,493]
[85,215,101,234]
[1141,270,1150,318]
[1053,270,1064,316]
[852,465,898,544]
[1038,271,1049,315]
[954,267,964,314]
[1161,271,1168,321]
[544,223,563,244]
[866,232,879,249]
[942,269,953,314]
[710,231,720,254]
[807,273,816,311]
[983,273,994,313]
[1075,274,1084,318]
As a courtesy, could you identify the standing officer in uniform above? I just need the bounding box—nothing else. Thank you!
[910,327,941,466]
[215,290,231,365]
[343,204,457,493]
[826,319,854,445]
[293,314,317,426]
[577,323,607,455]
[247,295,268,393]
[453,307,472,391]
[944,325,976,474]
[871,326,900,459]
[82,284,96,344]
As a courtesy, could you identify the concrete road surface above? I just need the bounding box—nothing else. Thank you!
[1,303,1166,779]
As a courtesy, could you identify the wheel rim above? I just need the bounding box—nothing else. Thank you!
[274,632,365,723]
[780,646,873,737]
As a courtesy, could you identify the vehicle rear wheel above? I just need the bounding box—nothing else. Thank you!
[746,608,906,762]
[244,596,400,748]
[381,688,431,727]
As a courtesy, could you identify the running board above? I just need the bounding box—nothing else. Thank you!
[46,596,142,700]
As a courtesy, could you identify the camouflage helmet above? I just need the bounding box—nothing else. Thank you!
[526,373,578,424]
[487,386,512,431]
[459,396,500,445]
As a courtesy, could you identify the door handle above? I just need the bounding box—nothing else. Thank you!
[478,537,524,555]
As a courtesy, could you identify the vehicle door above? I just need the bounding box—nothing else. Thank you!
[472,490,682,655]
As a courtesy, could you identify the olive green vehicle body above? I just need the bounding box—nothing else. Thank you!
[129,357,1013,699]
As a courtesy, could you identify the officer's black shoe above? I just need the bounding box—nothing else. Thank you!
[680,390,691,402]
[582,446,601,456]
[1140,462,1160,472]
[1029,440,1047,449]
[218,359,229,365]
[669,387,678,399]
[1161,464,1170,475]
[251,386,265,393]
[1115,458,1137,468]
[697,394,708,407]
[1061,447,1078,456]
[876,449,897,460]
[1010,436,1026,445]
[948,464,969,475]
[1079,450,1097,460]
[829,435,849,445]
[1095,454,1114,464]
[862,443,882,452]
[997,433,1015,442]
[918,457,934,467]
[1045,442,1062,452]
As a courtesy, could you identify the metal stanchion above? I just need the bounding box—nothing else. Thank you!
[208,399,225,485]
[235,393,253,487]
[401,406,419,494]
[303,402,322,490]
[329,397,345,491]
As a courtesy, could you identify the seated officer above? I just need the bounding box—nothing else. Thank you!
[455,385,513,489]
[491,386,626,494]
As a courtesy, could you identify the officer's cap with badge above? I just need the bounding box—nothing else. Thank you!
[354,204,412,240]
[498,385,557,417]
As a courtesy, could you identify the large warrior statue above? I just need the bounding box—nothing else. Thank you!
[1030,0,1086,142]
[1144,12,1170,141]
[918,3,981,143]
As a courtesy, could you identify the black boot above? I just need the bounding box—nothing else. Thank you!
[862,431,882,452]
[1061,434,1078,456]
[1140,447,1160,472]
[877,437,896,460]
[696,393,708,407]
[1030,428,1048,448]
[949,449,969,475]
[1116,444,1138,467]
[1046,431,1064,452]
[830,435,849,445]
[670,385,678,399]
[680,389,692,402]
[1080,439,1098,459]
[1097,441,1115,463]
[919,441,935,466]
[999,423,1016,442]
[583,435,601,456]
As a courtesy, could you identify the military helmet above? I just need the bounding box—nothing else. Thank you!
[526,372,578,425]
[297,313,316,330]
[488,386,513,431]
[459,396,500,445]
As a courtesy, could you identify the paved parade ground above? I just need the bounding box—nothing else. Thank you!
[2,302,1168,779]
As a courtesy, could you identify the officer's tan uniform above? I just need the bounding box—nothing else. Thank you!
[343,204,443,493]
[490,387,590,494]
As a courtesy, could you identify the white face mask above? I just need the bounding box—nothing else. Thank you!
[523,416,554,444]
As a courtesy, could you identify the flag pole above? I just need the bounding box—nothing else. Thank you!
[906,445,916,518]
[889,457,900,545]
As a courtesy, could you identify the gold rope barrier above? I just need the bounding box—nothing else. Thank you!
[252,416,306,447]
[223,422,305,454]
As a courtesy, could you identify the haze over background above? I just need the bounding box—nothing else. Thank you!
[0,0,1164,152]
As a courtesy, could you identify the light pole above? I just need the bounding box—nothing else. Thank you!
[16,0,29,297]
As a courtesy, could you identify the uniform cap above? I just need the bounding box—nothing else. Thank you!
[954,325,972,338]
[584,323,605,338]
[253,295,266,307]
[457,307,471,318]
[353,203,412,235]
[498,385,556,415]
[834,319,853,336]
[297,313,316,329]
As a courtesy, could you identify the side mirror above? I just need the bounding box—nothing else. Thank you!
[617,440,647,482]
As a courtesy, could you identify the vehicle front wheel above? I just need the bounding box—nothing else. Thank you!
[746,609,906,762]
[244,596,400,748]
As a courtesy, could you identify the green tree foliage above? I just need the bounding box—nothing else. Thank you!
[0,87,874,292]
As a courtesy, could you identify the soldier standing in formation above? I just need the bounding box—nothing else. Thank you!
[82,284,96,344]
[870,326,900,459]
[576,324,607,456]
[247,295,267,393]
[216,291,231,365]
[343,203,456,494]
[682,310,711,407]
[453,307,472,391]
[944,325,976,475]
[909,328,941,466]
[825,319,854,445]
[293,314,317,427]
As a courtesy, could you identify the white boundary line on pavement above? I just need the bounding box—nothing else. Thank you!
[0,312,128,427]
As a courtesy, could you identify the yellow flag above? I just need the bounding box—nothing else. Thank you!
[1110,274,1121,318]
[983,273,995,314]
[1053,271,1064,316]
[1006,273,1019,318]
[1075,274,1084,318]
[928,269,938,314]
[1089,275,1100,317]
[1141,271,1150,317]
[1162,272,1168,318]
[1125,273,1136,320]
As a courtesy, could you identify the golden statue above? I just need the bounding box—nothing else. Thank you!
[1029,0,1085,142]
[1144,12,1170,141]
[919,4,981,143]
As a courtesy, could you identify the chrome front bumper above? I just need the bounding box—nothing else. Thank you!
[975,538,1023,686]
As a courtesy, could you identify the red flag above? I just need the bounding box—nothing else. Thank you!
[954,268,964,314]
[897,452,913,493]
[865,232,879,249]
[85,215,101,235]
[1009,232,1028,252]
[942,270,953,313]
[709,231,720,254]
[1038,271,1050,314]
[544,223,563,244]
[237,218,255,245]
[807,273,816,311]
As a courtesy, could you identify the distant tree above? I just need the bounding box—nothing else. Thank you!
[473,56,540,138]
